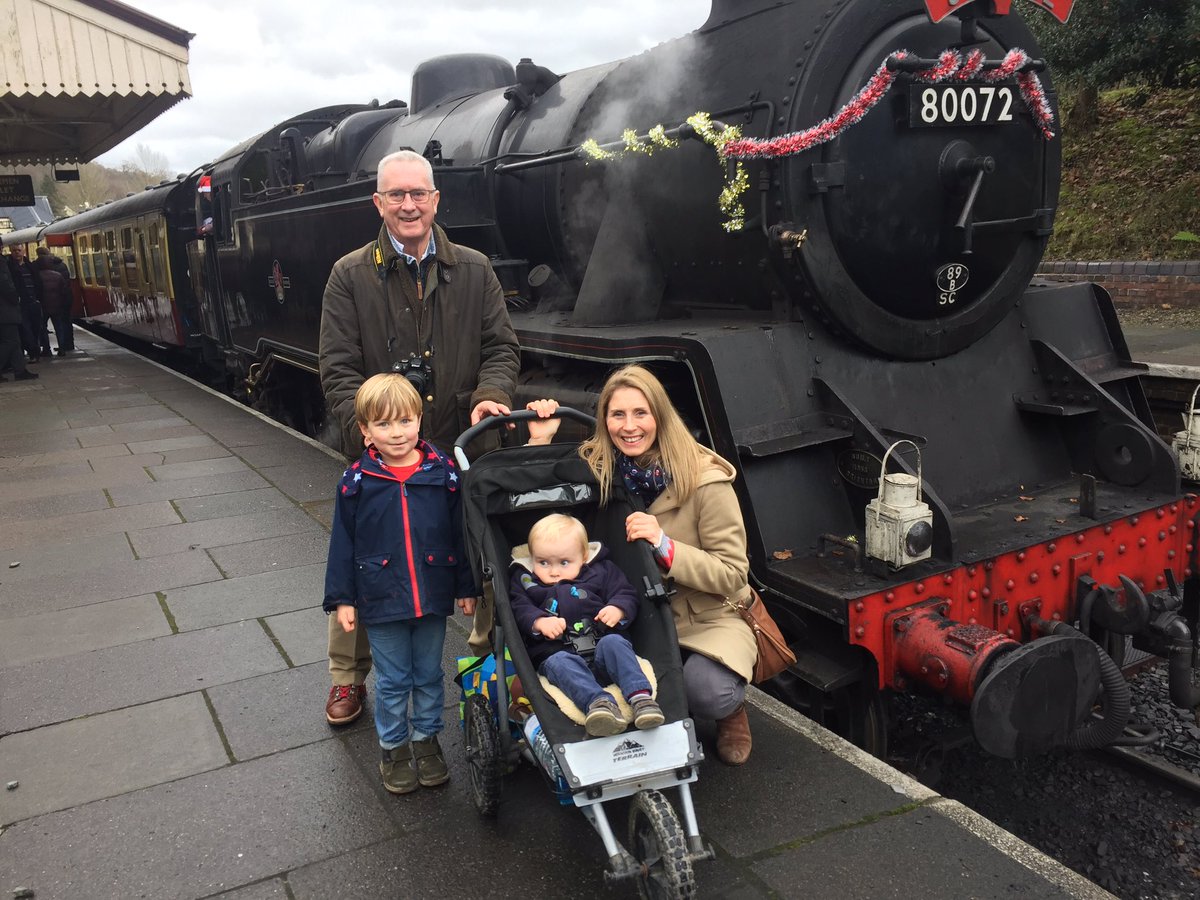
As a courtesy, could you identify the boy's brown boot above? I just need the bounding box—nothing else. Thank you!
[380,744,419,794]
[412,735,449,787]
[715,704,752,766]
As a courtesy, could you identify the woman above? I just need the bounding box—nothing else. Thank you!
[528,366,758,764]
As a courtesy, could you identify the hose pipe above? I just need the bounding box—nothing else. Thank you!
[1038,618,1131,750]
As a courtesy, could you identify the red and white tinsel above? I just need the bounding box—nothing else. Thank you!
[719,47,1055,162]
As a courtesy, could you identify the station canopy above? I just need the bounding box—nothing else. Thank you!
[0,0,192,166]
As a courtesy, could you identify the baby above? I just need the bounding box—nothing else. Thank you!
[509,514,664,736]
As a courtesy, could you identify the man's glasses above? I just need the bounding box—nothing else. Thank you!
[377,188,434,205]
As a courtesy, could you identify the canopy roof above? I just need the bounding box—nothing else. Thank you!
[0,0,193,166]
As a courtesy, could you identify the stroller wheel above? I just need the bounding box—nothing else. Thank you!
[464,693,502,816]
[629,789,695,900]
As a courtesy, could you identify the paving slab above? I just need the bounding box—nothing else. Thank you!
[749,800,1075,899]
[107,468,272,507]
[209,531,332,578]
[0,500,180,552]
[148,455,254,481]
[206,421,300,448]
[233,441,341,469]
[0,620,287,733]
[0,693,228,825]
[257,463,346,503]
[9,442,131,469]
[76,422,203,448]
[262,607,330,667]
[167,563,325,632]
[82,391,156,410]
[0,548,223,619]
[0,741,395,900]
[160,444,235,465]
[1,531,133,583]
[207,662,374,762]
[0,489,109,525]
[303,498,335,530]
[175,487,297,523]
[128,507,323,559]
[0,593,170,668]
[0,460,93,485]
[127,434,223,454]
[3,462,152,501]
[97,404,183,425]
[210,880,291,899]
[0,422,74,451]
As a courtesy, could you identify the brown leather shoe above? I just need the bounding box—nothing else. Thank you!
[325,683,366,725]
[716,704,752,765]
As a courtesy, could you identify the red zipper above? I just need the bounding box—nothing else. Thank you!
[400,484,422,616]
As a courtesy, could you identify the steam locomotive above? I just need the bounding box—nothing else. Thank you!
[21,0,1199,758]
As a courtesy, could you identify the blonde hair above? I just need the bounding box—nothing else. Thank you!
[528,513,588,558]
[579,365,704,506]
[354,373,422,425]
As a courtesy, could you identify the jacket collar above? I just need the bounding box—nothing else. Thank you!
[374,222,460,275]
[359,439,451,483]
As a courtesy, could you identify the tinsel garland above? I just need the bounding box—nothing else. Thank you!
[721,47,1055,161]
[576,47,1055,233]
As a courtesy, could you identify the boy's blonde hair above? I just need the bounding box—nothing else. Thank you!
[527,513,588,558]
[354,373,423,425]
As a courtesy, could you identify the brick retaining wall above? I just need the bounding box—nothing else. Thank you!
[1035,260,1200,307]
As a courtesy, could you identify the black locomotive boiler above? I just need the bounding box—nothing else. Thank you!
[49,0,1199,757]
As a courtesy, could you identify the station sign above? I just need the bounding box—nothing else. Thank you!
[0,175,35,206]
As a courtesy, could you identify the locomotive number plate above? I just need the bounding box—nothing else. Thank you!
[908,85,1020,127]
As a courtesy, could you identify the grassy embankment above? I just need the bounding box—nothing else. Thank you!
[1047,87,1198,261]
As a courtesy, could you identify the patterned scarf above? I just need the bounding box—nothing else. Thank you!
[617,453,670,506]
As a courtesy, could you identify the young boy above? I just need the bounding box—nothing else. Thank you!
[323,373,478,794]
[509,513,664,737]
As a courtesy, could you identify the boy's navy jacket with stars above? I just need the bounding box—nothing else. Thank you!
[508,543,639,666]
[323,440,475,625]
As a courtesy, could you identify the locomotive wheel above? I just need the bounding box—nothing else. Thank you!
[765,671,888,758]
[629,789,695,900]
[464,693,501,817]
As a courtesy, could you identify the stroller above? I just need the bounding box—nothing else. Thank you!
[454,409,714,898]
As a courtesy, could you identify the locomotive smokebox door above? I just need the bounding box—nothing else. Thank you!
[1171,385,1200,482]
[865,441,933,569]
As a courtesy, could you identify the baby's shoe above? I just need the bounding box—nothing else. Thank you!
[631,695,665,730]
[585,695,626,737]
[380,744,418,794]
[412,735,450,787]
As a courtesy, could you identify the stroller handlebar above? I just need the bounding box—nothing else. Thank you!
[453,407,596,471]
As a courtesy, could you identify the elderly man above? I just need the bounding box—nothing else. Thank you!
[318,149,519,726]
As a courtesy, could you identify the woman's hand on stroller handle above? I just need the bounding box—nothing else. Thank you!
[452,405,597,469]
[625,512,664,547]
[525,399,560,445]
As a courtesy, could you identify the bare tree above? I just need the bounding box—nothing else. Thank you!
[123,143,171,183]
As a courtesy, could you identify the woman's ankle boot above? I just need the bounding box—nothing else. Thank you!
[716,704,752,765]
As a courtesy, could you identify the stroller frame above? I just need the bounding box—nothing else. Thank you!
[456,410,714,895]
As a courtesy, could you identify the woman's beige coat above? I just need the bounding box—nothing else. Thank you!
[648,447,757,682]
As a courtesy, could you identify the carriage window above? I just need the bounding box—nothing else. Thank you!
[104,230,120,287]
[57,248,76,279]
[90,233,101,253]
[80,252,93,283]
[137,231,153,292]
[148,221,166,292]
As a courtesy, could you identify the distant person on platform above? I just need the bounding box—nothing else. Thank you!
[7,245,50,362]
[0,252,38,381]
[36,248,75,355]
[317,148,520,728]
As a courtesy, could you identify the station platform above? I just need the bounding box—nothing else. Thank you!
[1124,325,1200,379]
[0,330,1114,900]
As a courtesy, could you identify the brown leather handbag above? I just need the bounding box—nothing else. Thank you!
[727,589,797,683]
